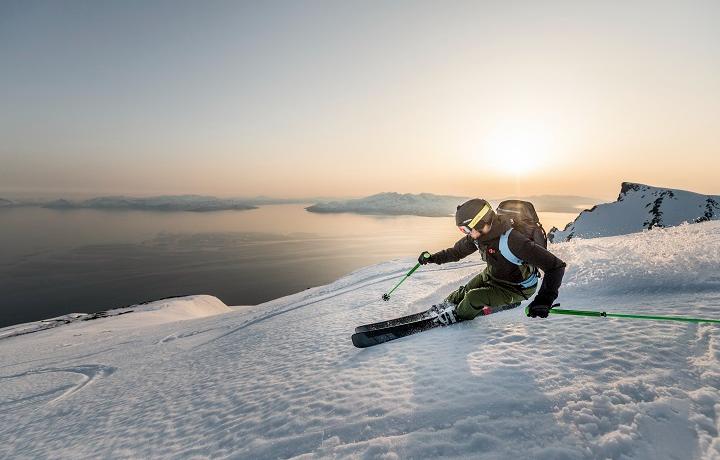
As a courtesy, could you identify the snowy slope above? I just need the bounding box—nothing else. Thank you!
[2,222,720,459]
[306,192,471,217]
[549,182,720,242]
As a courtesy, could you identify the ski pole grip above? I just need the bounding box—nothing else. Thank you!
[406,252,431,276]
[406,263,421,277]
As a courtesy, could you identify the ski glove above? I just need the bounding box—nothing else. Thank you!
[527,300,553,318]
[418,251,433,265]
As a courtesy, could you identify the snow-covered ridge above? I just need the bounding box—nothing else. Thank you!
[0,295,231,340]
[552,220,720,295]
[549,182,720,242]
[306,192,471,217]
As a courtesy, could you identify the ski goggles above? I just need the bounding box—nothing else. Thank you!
[458,203,493,235]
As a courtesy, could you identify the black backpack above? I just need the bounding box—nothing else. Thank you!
[496,200,548,248]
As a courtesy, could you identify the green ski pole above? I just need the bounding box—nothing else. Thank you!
[525,306,720,325]
[383,252,431,301]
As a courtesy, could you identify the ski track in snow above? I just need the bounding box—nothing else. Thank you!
[0,364,116,407]
[1,223,720,459]
[190,261,483,349]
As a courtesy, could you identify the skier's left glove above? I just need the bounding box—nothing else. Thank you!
[527,299,554,318]
[418,251,434,265]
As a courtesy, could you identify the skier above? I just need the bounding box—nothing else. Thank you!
[418,198,566,324]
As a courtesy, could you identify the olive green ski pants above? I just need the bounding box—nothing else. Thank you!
[445,270,537,320]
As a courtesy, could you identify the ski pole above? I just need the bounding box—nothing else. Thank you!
[382,252,431,301]
[526,306,720,325]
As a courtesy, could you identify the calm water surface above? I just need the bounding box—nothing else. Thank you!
[0,204,576,327]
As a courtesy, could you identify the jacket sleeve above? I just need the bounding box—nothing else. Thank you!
[508,232,566,305]
[431,236,478,264]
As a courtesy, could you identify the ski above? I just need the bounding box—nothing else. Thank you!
[351,316,446,348]
[352,302,522,348]
[354,309,433,333]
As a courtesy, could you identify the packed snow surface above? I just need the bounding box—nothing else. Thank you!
[2,222,720,459]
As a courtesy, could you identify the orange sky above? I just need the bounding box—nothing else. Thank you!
[1,1,718,201]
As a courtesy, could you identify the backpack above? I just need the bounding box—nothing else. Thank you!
[496,200,547,248]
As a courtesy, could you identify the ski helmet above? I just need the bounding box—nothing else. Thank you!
[455,198,495,232]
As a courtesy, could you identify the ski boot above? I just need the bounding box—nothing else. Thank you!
[430,301,461,326]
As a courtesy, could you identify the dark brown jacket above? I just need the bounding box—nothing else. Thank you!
[431,216,566,305]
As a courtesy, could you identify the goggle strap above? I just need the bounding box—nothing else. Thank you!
[468,203,492,229]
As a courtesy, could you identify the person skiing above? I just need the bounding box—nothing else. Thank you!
[418,198,566,324]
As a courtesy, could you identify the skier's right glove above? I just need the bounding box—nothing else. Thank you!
[418,251,434,265]
[527,299,557,318]
[527,303,551,318]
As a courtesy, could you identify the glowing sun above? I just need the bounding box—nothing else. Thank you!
[481,124,552,176]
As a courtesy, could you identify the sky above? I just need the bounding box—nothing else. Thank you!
[1,0,719,201]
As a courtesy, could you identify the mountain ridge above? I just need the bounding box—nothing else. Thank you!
[549,182,720,242]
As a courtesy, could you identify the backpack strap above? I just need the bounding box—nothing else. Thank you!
[499,228,523,265]
[499,228,538,288]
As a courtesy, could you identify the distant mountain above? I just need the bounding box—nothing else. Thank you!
[41,195,258,212]
[493,194,600,213]
[44,199,75,209]
[232,195,318,206]
[306,192,471,217]
[306,192,601,218]
[15,195,337,211]
[549,182,720,242]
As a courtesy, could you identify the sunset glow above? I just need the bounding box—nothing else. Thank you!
[482,124,552,177]
[0,1,718,200]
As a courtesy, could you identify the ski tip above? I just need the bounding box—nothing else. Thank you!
[351,332,371,348]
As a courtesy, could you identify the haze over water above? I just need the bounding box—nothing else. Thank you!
[0,205,576,328]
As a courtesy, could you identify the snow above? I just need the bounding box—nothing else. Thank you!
[2,221,720,459]
[550,182,720,242]
[0,295,232,340]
